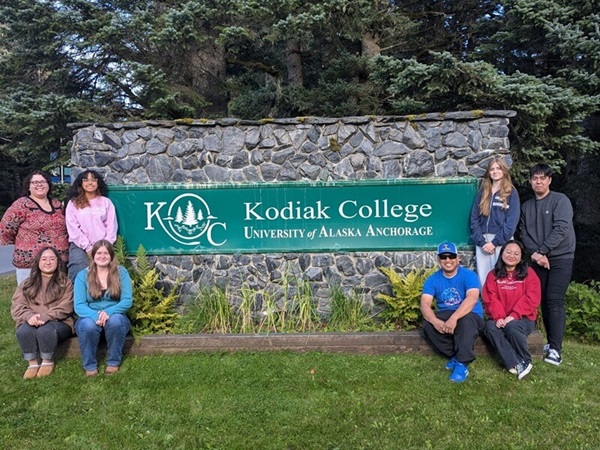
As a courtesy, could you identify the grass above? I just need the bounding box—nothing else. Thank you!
[1,275,600,449]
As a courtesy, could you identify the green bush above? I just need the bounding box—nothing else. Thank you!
[565,281,600,343]
[377,266,436,330]
[114,237,180,336]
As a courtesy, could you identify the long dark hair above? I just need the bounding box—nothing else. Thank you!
[493,240,529,280]
[65,170,108,209]
[22,247,69,301]
[22,170,54,198]
[87,240,121,300]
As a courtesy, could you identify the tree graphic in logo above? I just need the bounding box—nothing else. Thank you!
[166,194,216,244]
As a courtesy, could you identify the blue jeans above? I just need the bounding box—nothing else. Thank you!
[75,314,130,371]
[68,243,89,283]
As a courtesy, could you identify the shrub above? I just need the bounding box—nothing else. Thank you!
[114,237,180,336]
[377,266,436,330]
[565,280,600,343]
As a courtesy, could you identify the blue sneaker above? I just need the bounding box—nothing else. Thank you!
[445,358,458,371]
[449,362,469,383]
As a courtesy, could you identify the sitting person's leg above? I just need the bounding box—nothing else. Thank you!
[75,317,102,372]
[104,314,131,369]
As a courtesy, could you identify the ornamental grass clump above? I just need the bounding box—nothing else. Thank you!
[325,286,376,332]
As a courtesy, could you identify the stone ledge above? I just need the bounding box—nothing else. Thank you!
[56,330,543,358]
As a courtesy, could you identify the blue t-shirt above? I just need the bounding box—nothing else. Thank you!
[422,266,483,318]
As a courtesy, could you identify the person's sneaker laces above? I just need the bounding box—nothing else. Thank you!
[515,361,533,380]
[543,343,550,356]
[449,362,469,383]
[544,349,562,366]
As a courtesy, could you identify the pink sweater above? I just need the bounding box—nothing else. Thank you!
[65,196,118,252]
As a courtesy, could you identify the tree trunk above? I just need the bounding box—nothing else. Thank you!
[361,32,380,57]
[286,40,303,86]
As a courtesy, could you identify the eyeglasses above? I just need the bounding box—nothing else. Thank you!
[83,178,98,183]
[41,257,58,262]
[30,180,48,186]
[439,254,457,260]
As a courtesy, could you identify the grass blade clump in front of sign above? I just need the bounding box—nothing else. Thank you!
[325,286,377,332]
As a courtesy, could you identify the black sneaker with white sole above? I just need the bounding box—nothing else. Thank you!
[515,361,533,380]
[544,348,562,366]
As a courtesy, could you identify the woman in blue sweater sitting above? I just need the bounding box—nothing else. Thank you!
[74,240,132,377]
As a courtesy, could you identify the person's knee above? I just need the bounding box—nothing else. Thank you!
[76,318,99,336]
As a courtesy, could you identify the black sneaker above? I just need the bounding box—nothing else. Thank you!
[515,361,533,380]
[544,349,562,366]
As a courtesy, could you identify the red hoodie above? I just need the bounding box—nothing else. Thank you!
[482,267,541,321]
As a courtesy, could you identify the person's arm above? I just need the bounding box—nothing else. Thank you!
[38,281,74,324]
[519,204,537,253]
[73,270,99,321]
[420,293,445,333]
[0,199,25,245]
[104,267,133,316]
[492,189,520,246]
[469,192,487,247]
[509,269,542,320]
[104,198,118,244]
[481,272,506,321]
[65,201,93,251]
[10,285,35,324]
[537,194,574,255]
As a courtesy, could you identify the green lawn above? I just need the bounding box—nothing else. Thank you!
[1,275,599,449]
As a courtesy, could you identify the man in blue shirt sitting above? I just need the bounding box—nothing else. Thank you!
[420,241,484,383]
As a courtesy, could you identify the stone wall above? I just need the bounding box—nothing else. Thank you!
[69,110,515,310]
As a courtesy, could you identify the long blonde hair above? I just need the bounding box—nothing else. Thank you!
[478,158,514,216]
[87,240,121,300]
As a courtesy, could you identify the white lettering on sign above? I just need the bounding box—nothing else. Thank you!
[244,201,331,220]
[339,200,432,222]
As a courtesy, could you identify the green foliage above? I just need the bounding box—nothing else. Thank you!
[175,286,233,334]
[325,286,377,332]
[114,237,180,336]
[377,266,436,330]
[565,281,600,343]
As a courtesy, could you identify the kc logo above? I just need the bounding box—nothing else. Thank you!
[145,193,227,246]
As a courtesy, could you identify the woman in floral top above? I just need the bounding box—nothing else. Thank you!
[0,171,68,284]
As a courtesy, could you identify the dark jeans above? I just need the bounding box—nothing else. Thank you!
[16,321,72,361]
[68,243,89,283]
[484,318,535,369]
[532,258,573,353]
[422,310,484,364]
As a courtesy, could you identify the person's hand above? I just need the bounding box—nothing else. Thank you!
[532,252,550,269]
[482,242,496,254]
[443,316,458,334]
[504,315,515,324]
[96,311,109,327]
[433,318,446,334]
[27,314,43,327]
[495,318,506,328]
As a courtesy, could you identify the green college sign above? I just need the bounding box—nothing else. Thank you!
[107,178,477,255]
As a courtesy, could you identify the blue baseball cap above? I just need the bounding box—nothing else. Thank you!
[437,241,457,256]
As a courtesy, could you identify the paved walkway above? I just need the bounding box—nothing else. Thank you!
[0,245,16,276]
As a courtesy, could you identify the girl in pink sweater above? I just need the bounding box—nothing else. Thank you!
[65,170,117,281]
